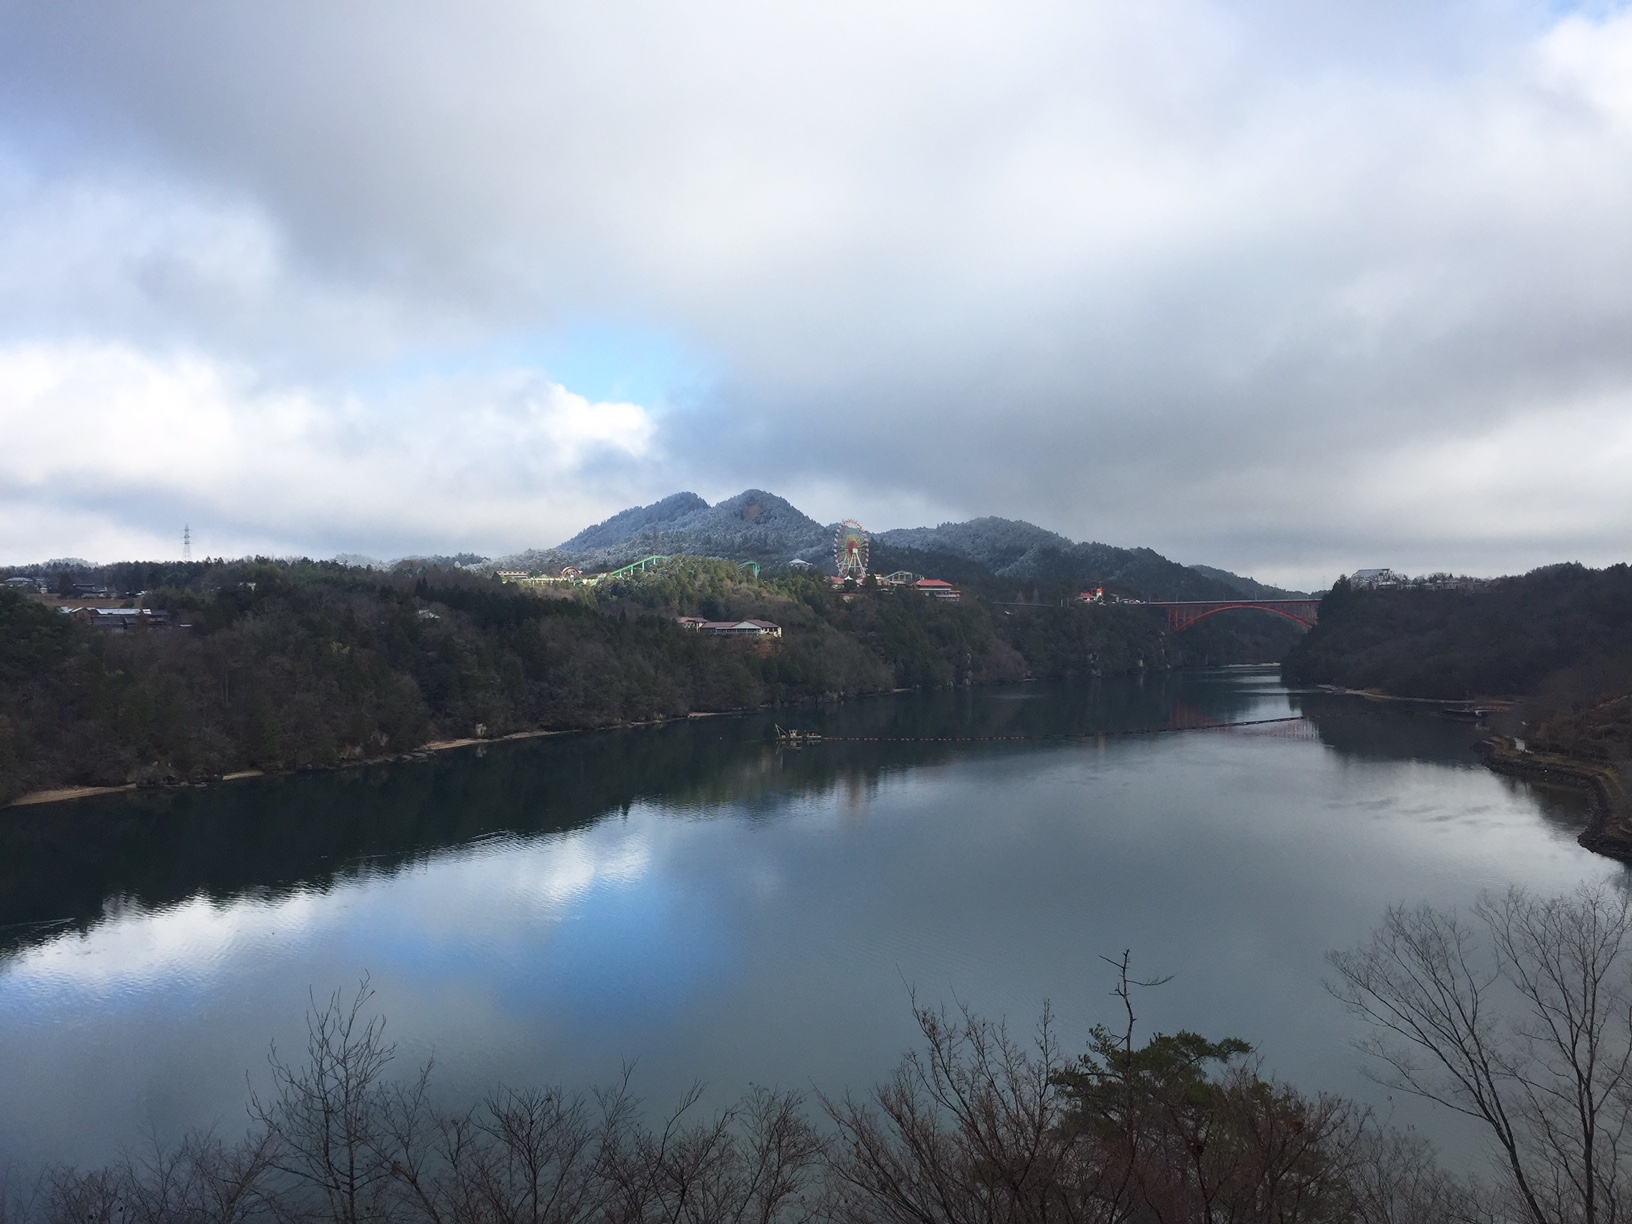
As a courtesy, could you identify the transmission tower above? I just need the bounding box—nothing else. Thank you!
[183,524,192,563]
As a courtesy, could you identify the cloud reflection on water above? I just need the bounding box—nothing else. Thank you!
[0,674,1624,1171]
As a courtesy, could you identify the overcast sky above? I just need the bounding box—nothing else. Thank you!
[1,1,1629,587]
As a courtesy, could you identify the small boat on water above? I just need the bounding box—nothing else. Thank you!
[1439,706,1496,723]
[774,725,823,745]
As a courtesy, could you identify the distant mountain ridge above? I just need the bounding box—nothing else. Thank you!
[873,518,1301,602]
[490,489,1300,602]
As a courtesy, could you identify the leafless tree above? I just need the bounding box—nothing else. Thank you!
[378,1076,624,1224]
[0,1165,38,1224]
[113,1129,277,1224]
[1344,1122,1489,1224]
[1329,884,1632,1224]
[251,979,397,1224]
[821,997,1115,1224]
[11,948,1518,1224]
[602,1082,826,1224]
[38,1166,119,1224]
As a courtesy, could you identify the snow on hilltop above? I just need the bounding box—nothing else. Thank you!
[490,489,832,575]
[485,490,1298,602]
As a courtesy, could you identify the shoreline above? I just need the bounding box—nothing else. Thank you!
[4,724,631,810]
[1313,684,1515,709]
[2,667,1286,813]
[2,683,951,811]
[1477,735,1632,862]
[1312,689,1630,863]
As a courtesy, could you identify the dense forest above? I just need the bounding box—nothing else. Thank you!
[0,557,1295,805]
[1281,563,1632,705]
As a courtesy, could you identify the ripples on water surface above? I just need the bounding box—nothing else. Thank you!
[0,668,1621,1166]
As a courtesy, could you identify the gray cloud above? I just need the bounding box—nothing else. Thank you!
[1,1,1629,585]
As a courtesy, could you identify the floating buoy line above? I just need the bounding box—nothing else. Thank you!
[774,714,1314,745]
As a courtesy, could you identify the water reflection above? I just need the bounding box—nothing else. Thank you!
[0,670,1294,957]
[0,669,1619,1170]
[1294,691,1497,767]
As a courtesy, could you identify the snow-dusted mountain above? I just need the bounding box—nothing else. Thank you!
[490,490,1305,601]
[492,489,832,574]
[873,518,1267,600]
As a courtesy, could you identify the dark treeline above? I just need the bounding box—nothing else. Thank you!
[1281,563,1632,704]
[0,557,1292,805]
[17,882,1632,1224]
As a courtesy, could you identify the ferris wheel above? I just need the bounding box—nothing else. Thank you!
[834,519,869,582]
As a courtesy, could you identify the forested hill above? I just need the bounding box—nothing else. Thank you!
[873,517,1294,601]
[1281,563,1632,701]
[1186,564,1305,600]
[1,557,1217,805]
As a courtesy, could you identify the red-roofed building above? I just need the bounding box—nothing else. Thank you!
[913,579,961,601]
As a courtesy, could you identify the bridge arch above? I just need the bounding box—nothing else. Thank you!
[1170,603,1316,632]
[1138,599,1321,632]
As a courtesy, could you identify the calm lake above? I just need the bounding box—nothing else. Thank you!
[0,667,1622,1168]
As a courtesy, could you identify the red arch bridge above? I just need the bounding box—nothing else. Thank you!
[1140,599,1321,632]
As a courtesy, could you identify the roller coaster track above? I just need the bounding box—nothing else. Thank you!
[597,555,669,581]
[593,556,762,583]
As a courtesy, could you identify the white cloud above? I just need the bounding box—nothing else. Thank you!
[0,341,661,561]
[1358,392,1632,542]
[0,1,1629,573]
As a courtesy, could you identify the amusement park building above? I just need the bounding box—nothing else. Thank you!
[913,579,961,601]
[675,617,782,638]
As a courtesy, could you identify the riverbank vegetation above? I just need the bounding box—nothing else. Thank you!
[13,883,1632,1224]
[1526,692,1632,764]
[0,556,1294,805]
